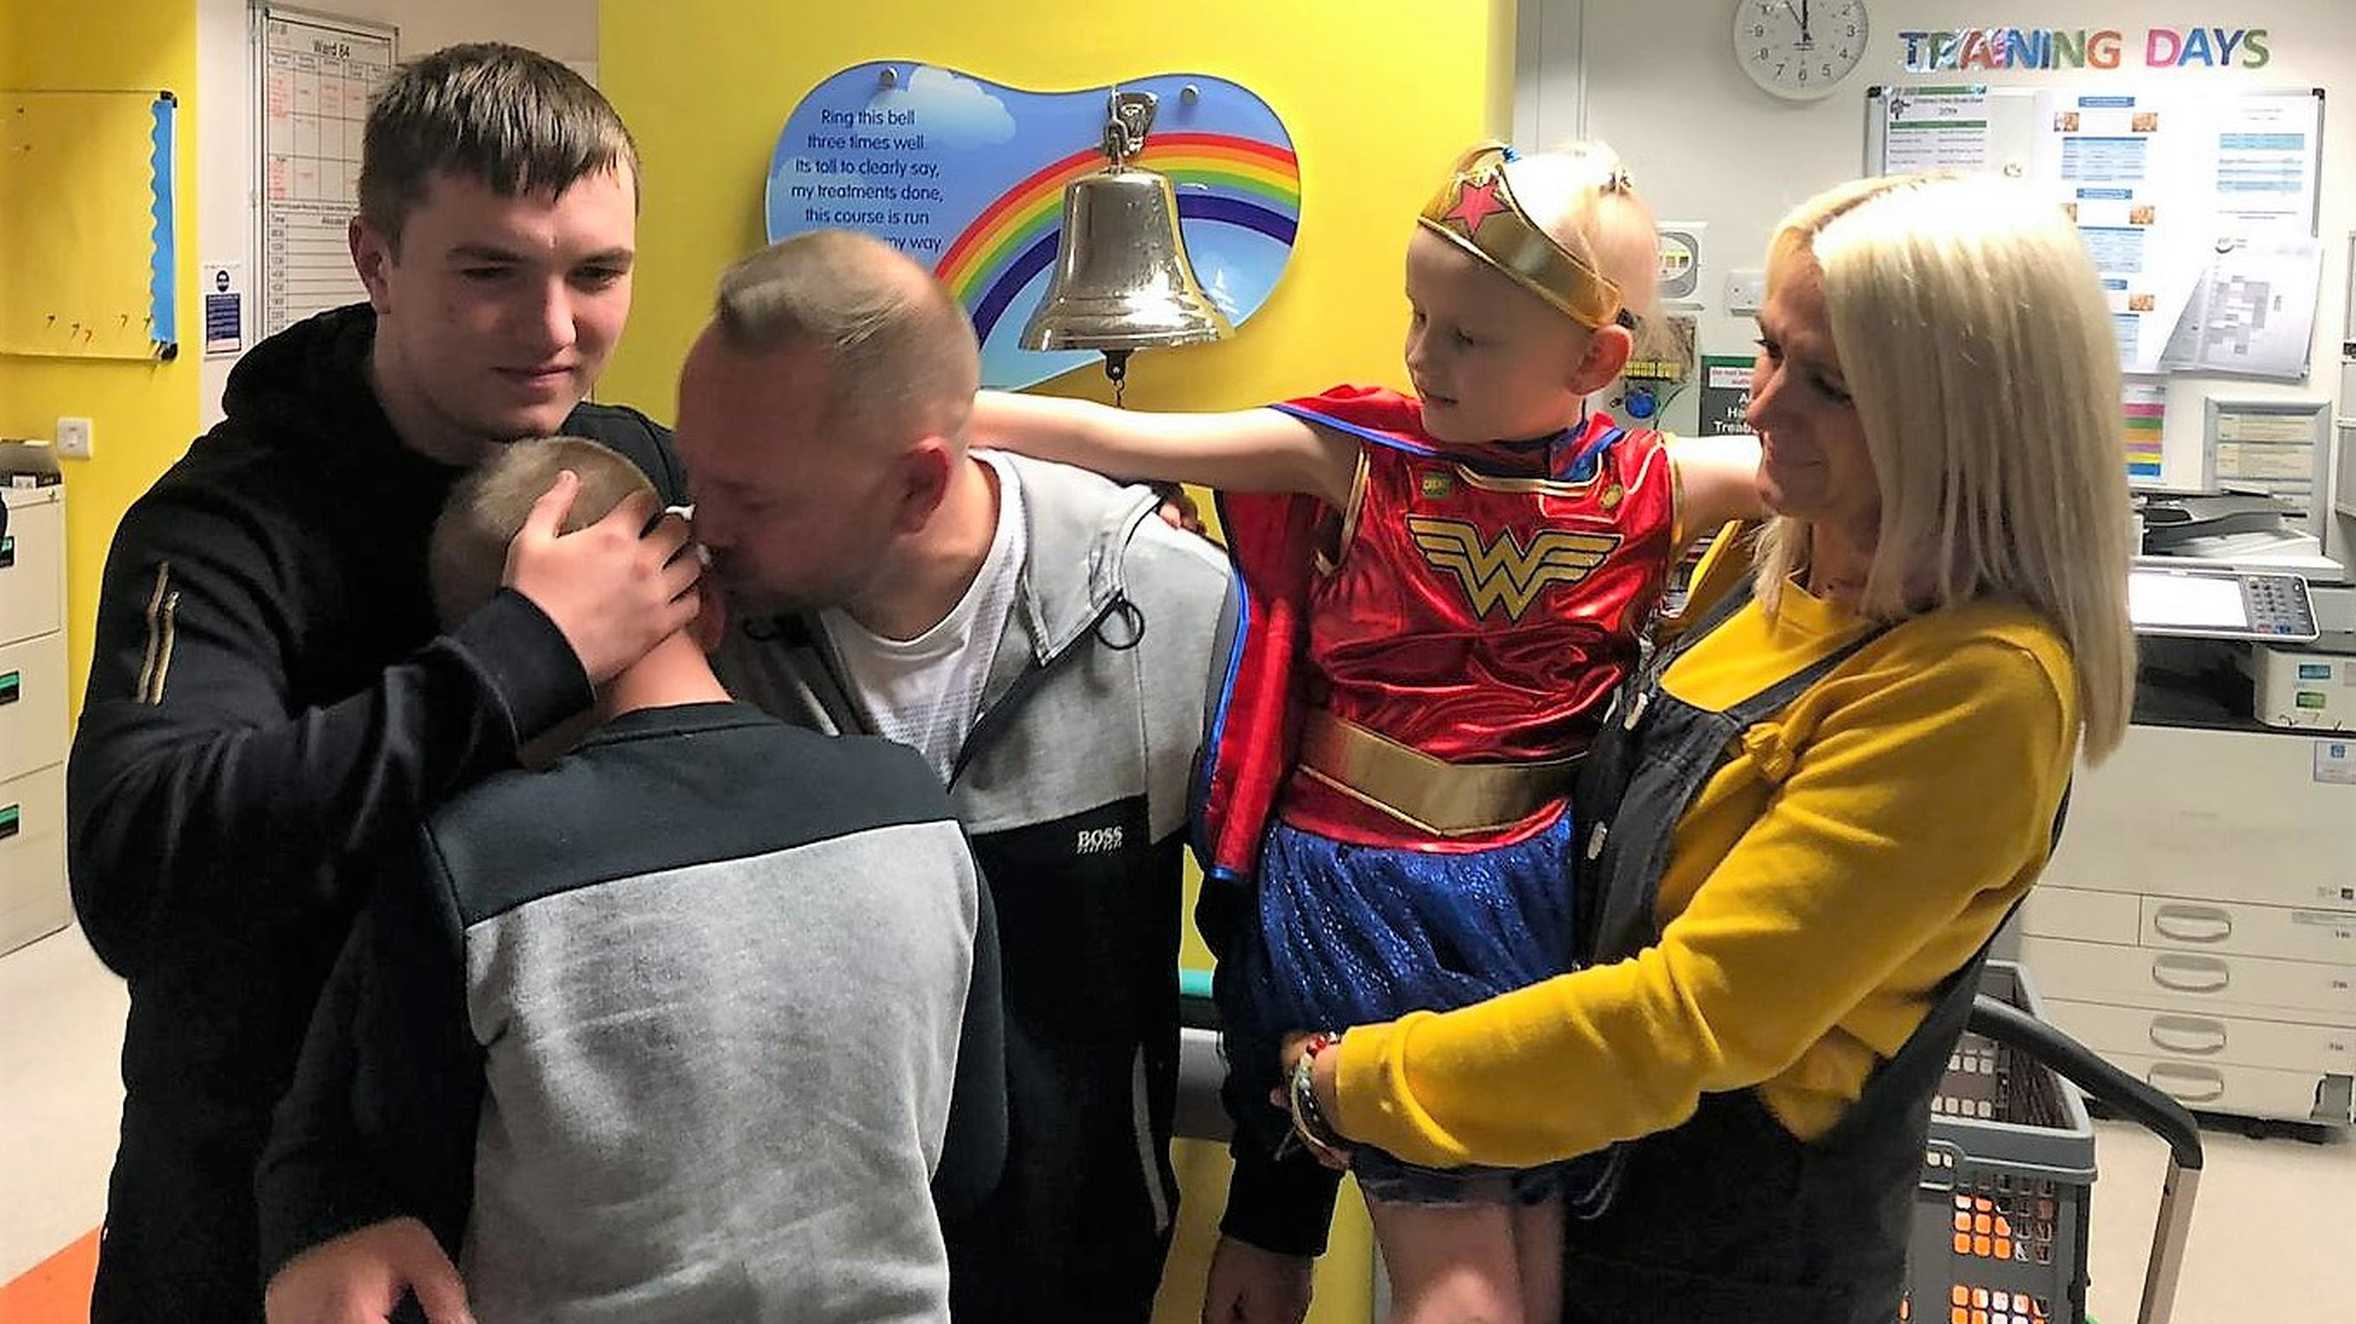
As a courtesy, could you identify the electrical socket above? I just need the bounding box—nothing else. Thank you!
[56,416,92,460]
[1724,270,1767,315]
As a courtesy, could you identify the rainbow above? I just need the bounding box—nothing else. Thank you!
[936,132,1300,344]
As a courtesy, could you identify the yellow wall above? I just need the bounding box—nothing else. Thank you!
[0,0,204,717]
[597,3,1513,1319]
[597,0,1514,418]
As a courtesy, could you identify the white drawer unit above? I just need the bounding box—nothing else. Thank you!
[0,485,69,957]
[2044,723,2356,910]
[2022,715,2356,1125]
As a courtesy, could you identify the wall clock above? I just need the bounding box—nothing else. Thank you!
[1734,0,1870,101]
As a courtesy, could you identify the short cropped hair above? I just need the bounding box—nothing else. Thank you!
[430,437,654,626]
[1502,140,1669,358]
[711,229,981,443]
[360,42,639,249]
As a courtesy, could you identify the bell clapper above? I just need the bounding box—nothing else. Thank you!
[1101,350,1132,408]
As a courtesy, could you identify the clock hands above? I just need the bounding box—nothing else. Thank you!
[1778,0,1817,47]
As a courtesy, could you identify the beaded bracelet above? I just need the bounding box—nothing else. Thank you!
[1286,1032,1350,1165]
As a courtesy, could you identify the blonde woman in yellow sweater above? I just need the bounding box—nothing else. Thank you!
[1277,173,2136,1324]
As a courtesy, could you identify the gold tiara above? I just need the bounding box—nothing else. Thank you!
[1416,143,1630,331]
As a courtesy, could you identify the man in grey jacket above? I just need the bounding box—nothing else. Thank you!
[692,232,1338,1322]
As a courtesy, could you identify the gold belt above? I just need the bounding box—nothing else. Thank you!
[1296,710,1578,838]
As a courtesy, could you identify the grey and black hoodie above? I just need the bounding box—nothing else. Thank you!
[255,701,1004,1322]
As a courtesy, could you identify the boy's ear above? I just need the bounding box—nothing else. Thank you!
[1570,324,1635,396]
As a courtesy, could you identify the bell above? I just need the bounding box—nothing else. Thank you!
[1021,91,1235,363]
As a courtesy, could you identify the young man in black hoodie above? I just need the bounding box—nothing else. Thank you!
[66,44,697,1321]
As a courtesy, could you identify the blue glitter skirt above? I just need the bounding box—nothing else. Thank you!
[1235,807,1611,1206]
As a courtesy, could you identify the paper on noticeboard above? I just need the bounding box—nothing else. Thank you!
[2158,234,2322,380]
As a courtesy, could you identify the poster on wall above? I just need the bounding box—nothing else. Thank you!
[255,7,396,339]
[2158,234,2323,378]
[203,262,246,357]
[2213,97,2320,230]
[2034,92,2205,374]
[1869,85,2323,380]
[767,63,1300,391]
[1697,355,1753,437]
[1879,86,1996,173]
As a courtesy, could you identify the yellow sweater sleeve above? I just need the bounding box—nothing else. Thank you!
[1330,634,2073,1168]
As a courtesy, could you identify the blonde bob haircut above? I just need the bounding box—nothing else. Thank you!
[1756,173,2134,761]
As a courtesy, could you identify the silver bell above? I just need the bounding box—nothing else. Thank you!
[1020,91,1235,360]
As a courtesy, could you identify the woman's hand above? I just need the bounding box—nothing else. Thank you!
[1274,1031,1351,1171]
[1276,1030,1317,1080]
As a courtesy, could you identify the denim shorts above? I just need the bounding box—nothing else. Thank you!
[1350,1148,1584,1207]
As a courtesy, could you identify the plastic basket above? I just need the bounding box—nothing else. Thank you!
[1903,960,2203,1324]
[1904,961,2095,1323]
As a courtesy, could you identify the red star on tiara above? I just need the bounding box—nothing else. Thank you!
[1443,176,1507,235]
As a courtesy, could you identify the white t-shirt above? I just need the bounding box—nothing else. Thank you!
[821,451,1028,783]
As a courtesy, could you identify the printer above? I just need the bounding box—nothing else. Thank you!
[2011,362,2356,1130]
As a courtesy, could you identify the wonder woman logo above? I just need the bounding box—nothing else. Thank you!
[1407,517,1620,621]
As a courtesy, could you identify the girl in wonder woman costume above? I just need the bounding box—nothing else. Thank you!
[971,141,1761,1324]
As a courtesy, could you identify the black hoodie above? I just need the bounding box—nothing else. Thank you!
[66,304,686,1321]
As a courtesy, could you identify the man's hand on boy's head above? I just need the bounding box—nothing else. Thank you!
[505,471,702,686]
[265,1216,474,1324]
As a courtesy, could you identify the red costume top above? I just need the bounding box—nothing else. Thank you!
[1193,387,1678,872]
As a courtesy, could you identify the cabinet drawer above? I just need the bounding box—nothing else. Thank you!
[2141,896,2356,967]
[0,762,68,957]
[2018,935,2356,1026]
[0,631,67,783]
[0,494,64,647]
[2093,1050,2352,1125]
[2042,996,2356,1075]
[2019,886,2139,945]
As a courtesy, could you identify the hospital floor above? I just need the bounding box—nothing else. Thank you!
[4,922,2351,1323]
